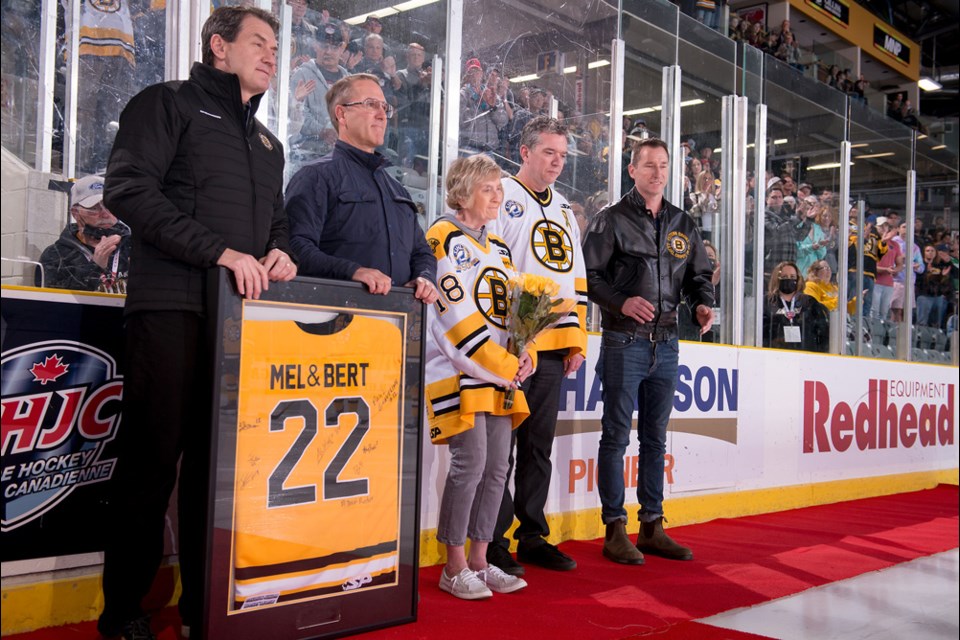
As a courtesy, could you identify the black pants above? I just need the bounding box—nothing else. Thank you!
[98,311,212,635]
[492,350,565,551]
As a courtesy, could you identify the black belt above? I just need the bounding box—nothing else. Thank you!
[632,327,677,342]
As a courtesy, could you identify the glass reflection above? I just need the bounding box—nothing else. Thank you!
[75,1,167,176]
[281,0,446,224]
[761,57,845,355]
[458,0,617,210]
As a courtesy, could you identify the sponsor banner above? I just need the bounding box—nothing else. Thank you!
[420,337,745,526]
[419,337,956,529]
[805,0,850,28]
[791,0,918,80]
[1,289,125,561]
[873,24,911,66]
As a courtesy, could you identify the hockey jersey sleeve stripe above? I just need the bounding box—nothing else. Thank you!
[464,335,490,358]
[448,314,486,348]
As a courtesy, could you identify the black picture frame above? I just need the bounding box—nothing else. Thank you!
[203,269,423,639]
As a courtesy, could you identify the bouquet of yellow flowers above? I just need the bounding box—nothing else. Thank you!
[503,273,574,409]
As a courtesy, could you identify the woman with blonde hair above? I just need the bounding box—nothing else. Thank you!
[795,197,827,276]
[804,260,840,311]
[424,154,532,600]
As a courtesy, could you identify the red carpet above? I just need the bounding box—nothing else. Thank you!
[8,485,957,640]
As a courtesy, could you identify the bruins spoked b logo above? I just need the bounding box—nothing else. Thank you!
[531,220,574,272]
[474,267,510,329]
[666,231,690,259]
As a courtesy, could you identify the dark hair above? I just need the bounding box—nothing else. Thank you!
[201,6,280,66]
[519,116,568,152]
[629,138,670,165]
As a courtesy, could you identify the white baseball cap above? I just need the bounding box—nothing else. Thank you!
[70,175,105,208]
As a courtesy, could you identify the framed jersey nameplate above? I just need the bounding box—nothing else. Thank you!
[205,270,424,639]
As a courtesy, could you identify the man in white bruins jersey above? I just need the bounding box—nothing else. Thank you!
[486,116,588,575]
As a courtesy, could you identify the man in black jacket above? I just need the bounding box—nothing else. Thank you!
[98,7,296,640]
[582,138,714,566]
[286,73,437,303]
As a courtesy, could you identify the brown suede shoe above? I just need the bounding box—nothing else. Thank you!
[636,517,693,560]
[602,520,645,565]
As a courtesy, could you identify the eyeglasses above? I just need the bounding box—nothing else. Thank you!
[341,98,394,118]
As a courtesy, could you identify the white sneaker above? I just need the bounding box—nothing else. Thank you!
[476,564,528,594]
[439,567,493,600]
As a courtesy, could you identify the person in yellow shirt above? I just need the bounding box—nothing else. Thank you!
[805,259,856,314]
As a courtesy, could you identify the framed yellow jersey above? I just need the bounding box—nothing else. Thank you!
[205,270,423,640]
[232,313,402,607]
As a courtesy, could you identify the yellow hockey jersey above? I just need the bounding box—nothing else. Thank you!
[231,311,403,608]
[487,176,588,356]
[424,218,530,444]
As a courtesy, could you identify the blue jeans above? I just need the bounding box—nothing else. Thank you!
[917,295,947,328]
[597,332,680,524]
[696,8,718,29]
[872,283,895,320]
[848,271,876,318]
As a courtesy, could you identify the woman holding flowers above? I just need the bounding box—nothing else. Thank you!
[424,154,533,600]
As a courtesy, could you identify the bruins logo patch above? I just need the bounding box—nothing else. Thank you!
[531,219,574,272]
[504,200,525,218]
[666,231,690,259]
[259,132,273,150]
[474,267,510,329]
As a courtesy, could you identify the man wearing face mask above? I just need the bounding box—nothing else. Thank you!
[36,175,131,293]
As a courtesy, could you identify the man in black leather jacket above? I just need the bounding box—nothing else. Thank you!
[98,8,296,640]
[582,138,714,567]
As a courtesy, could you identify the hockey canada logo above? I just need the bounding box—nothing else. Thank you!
[1,341,123,531]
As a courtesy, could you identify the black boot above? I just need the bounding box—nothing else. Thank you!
[636,517,693,560]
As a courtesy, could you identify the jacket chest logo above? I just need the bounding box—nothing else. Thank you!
[259,132,273,151]
[666,231,690,259]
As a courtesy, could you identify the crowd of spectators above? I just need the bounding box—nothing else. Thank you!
[284,4,435,179]
[885,92,927,134]
[728,17,805,72]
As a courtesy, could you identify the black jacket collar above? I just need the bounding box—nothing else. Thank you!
[334,140,389,171]
[189,62,264,119]
[626,187,670,218]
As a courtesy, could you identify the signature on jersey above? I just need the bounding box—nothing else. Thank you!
[342,574,373,591]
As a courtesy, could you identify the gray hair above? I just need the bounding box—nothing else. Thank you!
[519,116,569,152]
